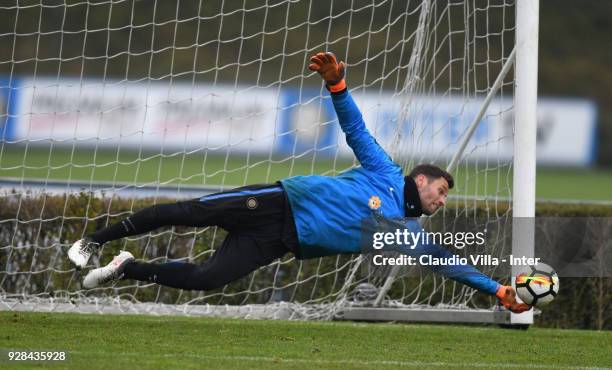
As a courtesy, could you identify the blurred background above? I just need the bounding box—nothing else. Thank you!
[0,0,610,202]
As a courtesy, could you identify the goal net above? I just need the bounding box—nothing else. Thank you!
[1,0,531,322]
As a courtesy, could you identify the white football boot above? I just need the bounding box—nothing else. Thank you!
[68,238,101,269]
[82,251,134,289]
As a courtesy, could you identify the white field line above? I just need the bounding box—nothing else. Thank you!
[69,351,610,369]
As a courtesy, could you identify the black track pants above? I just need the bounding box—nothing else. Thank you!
[90,184,297,290]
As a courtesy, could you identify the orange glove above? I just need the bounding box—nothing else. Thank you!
[496,285,531,313]
[308,52,346,92]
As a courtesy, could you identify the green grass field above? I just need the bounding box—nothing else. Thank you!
[1,312,610,369]
[1,145,611,201]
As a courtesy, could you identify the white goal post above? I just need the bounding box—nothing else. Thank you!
[0,0,537,325]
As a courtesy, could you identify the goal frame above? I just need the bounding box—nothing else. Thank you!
[0,0,539,326]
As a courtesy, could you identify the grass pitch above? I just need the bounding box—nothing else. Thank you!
[1,311,611,369]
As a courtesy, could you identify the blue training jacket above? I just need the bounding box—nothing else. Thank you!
[280,89,500,296]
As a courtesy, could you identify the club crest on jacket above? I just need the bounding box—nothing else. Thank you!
[368,195,381,210]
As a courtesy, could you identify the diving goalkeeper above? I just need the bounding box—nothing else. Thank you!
[69,52,529,313]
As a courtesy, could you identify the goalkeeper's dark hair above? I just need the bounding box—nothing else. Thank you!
[408,164,454,189]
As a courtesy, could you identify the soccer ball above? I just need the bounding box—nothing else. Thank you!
[515,262,559,307]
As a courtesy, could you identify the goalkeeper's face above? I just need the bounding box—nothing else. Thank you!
[416,176,449,215]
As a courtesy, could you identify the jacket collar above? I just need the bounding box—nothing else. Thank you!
[404,176,423,217]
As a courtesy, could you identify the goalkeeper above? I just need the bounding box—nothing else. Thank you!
[69,52,529,313]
